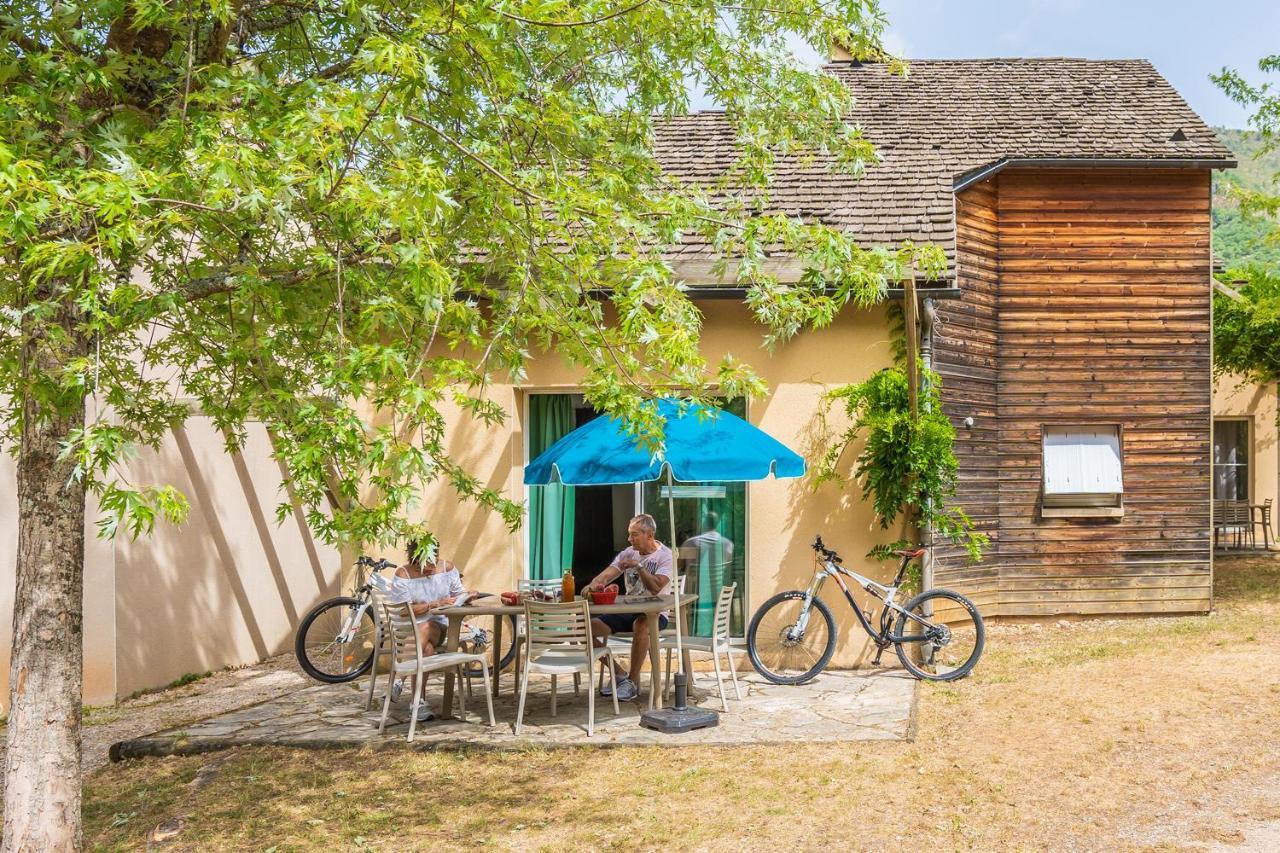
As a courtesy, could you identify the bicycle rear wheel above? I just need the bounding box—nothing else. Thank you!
[893,589,984,682]
[295,596,377,683]
[747,591,837,685]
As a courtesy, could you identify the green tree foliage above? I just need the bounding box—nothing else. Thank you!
[1,3,946,845]
[815,368,986,561]
[1214,266,1280,384]
[1213,57,1280,387]
[1,1,942,547]
[1212,128,1280,269]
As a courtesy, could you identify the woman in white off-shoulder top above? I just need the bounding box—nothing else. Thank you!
[385,539,469,721]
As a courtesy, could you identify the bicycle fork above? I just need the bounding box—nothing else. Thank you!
[337,600,371,643]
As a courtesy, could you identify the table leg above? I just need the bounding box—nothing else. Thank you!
[648,612,661,710]
[491,614,503,699]
[441,615,462,719]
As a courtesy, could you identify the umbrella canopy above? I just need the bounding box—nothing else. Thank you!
[524,398,805,486]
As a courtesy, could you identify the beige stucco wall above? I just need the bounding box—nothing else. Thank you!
[110,417,340,698]
[413,300,905,667]
[1,418,340,706]
[1213,374,1279,537]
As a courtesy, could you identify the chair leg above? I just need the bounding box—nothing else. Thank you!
[664,648,673,703]
[574,672,581,695]
[608,654,619,715]
[515,659,531,735]
[457,666,468,717]
[587,668,596,736]
[377,671,394,735]
[712,650,728,712]
[481,665,495,727]
[550,674,557,717]
[407,672,422,744]
[726,645,743,701]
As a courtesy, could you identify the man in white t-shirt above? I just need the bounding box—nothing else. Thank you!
[583,513,672,702]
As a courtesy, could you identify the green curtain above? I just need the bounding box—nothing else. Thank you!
[528,395,576,580]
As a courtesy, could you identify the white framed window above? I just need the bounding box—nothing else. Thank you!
[1041,425,1124,518]
[1213,419,1250,501]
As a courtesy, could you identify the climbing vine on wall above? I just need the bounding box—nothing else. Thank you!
[815,366,987,562]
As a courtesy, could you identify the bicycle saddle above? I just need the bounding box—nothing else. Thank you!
[892,547,927,559]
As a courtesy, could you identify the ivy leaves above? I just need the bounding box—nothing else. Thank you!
[815,367,987,562]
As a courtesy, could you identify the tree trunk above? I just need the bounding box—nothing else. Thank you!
[3,309,88,851]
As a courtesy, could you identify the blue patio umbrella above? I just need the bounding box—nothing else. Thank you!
[524,398,806,731]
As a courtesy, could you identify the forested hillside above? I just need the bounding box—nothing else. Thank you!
[1213,128,1280,270]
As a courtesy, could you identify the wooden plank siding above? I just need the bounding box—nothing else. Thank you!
[934,168,1213,617]
[932,179,1001,612]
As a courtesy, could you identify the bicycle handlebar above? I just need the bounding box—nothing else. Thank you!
[811,534,842,564]
[356,556,395,570]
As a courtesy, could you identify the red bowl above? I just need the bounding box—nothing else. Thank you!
[590,589,618,605]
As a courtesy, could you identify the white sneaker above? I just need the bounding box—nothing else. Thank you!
[600,671,626,697]
[413,703,435,723]
[391,678,404,703]
[614,677,640,702]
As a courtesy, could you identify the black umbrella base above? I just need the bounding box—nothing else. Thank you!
[638,673,719,734]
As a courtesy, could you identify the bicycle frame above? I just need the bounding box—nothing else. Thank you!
[800,555,936,645]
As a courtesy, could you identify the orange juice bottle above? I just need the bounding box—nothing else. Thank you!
[561,569,575,603]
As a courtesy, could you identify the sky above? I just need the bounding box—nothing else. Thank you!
[782,0,1279,130]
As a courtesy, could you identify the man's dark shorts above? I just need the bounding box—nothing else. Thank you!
[598,613,668,634]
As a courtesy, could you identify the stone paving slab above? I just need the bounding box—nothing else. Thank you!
[111,668,916,759]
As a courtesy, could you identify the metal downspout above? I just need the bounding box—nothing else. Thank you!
[920,298,938,595]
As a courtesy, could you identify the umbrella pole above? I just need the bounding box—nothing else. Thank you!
[639,463,717,732]
[667,466,685,680]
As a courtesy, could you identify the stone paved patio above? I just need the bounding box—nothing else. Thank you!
[111,667,916,758]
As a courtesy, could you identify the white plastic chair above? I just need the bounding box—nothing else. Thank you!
[513,577,580,696]
[515,599,619,736]
[364,573,393,710]
[660,583,742,712]
[376,600,495,742]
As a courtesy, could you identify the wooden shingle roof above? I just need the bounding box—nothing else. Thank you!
[655,58,1235,280]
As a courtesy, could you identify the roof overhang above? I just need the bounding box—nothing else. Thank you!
[679,284,961,300]
[669,256,955,294]
[953,156,1238,192]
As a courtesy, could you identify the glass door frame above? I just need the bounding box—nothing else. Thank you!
[1213,417,1252,502]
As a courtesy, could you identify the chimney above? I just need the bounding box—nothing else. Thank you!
[830,40,856,62]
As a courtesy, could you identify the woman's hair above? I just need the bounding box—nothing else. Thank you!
[406,538,439,565]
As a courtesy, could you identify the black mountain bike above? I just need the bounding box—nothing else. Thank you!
[747,535,984,684]
[294,555,517,683]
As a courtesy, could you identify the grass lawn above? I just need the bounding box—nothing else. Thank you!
[85,553,1280,850]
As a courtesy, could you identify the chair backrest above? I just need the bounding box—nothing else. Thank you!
[1232,500,1251,524]
[380,599,423,665]
[712,584,736,642]
[518,577,563,596]
[523,599,592,655]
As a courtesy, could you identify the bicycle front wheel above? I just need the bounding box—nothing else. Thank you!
[747,591,837,685]
[295,596,377,683]
[893,589,985,682]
